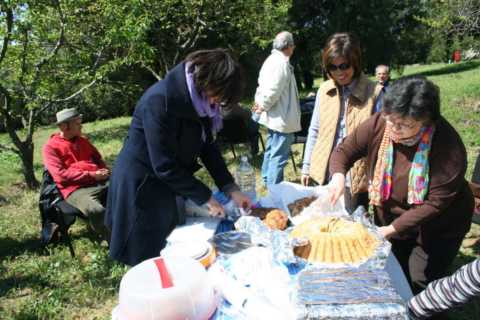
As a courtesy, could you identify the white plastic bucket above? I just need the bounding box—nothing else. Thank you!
[161,241,216,268]
[114,256,219,320]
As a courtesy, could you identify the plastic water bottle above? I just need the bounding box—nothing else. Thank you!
[235,155,256,203]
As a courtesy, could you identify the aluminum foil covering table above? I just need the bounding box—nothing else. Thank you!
[295,267,407,319]
[211,252,412,320]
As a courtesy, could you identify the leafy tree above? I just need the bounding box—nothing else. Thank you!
[0,0,120,188]
[99,0,290,80]
[0,0,290,189]
[288,0,428,76]
[420,0,480,60]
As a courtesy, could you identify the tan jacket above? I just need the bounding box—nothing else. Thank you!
[309,74,379,194]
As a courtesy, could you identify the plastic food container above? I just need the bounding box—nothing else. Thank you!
[161,241,216,268]
[112,256,219,320]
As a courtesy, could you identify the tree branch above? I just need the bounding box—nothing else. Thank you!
[0,87,24,149]
[26,109,34,144]
[35,101,53,117]
[19,28,30,99]
[49,78,98,103]
[0,4,13,65]
[141,62,162,80]
[32,0,66,85]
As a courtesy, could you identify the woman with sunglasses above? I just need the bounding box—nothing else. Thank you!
[329,76,474,301]
[301,32,379,211]
[105,49,252,266]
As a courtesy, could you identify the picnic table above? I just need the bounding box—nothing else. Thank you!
[167,216,413,319]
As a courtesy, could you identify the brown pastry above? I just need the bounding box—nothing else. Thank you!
[290,216,379,264]
[264,209,289,230]
[287,196,317,217]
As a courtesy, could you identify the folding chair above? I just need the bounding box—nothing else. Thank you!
[218,116,265,158]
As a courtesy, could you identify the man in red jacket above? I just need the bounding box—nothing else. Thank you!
[42,108,110,240]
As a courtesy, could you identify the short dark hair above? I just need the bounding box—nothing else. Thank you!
[382,76,440,123]
[186,49,244,105]
[322,32,362,79]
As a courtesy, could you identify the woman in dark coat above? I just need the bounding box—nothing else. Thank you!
[106,49,251,266]
[328,76,474,298]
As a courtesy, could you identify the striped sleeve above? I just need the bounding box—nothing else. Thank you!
[407,259,480,319]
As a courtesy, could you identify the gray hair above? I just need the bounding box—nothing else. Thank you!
[273,31,294,51]
[376,64,390,74]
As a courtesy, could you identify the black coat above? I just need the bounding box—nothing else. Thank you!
[105,63,236,266]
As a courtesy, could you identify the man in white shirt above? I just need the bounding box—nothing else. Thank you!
[253,31,301,186]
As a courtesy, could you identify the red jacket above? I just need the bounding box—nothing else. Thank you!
[42,133,107,198]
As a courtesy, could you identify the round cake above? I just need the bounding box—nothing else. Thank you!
[289,216,378,264]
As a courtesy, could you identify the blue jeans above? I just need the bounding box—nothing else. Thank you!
[261,129,294,186]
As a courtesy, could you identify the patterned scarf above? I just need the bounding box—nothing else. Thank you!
[369,124,435,207]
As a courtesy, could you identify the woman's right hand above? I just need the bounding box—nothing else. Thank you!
[301,174,310,186]
[206,196,225,218]
[328,173,345,205]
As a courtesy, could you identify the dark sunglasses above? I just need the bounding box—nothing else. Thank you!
[327,63,351,72]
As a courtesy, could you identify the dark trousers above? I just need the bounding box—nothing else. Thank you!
[66,184,110,240]
[390,237,463,295]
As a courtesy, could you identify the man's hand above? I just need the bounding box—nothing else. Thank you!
[91,168,110,181]
[230,190,252,210]
[328,173,345,205]
[251,103,265,114]
[206,196,225,218]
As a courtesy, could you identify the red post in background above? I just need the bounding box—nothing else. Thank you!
[453,50,461,63]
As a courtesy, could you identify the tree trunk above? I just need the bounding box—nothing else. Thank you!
[18,141,39,189]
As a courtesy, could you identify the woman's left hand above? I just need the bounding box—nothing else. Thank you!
[378,224,397,239]
[230,191,253,210]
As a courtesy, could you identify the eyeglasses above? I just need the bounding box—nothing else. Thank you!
[383,116,420,130]
[327,63,351,72]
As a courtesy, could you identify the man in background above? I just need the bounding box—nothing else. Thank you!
[253,31,301,186]
[42,108,110,240]
[374,64,390,112]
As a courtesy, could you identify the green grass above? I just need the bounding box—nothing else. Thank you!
[1,61,480,319]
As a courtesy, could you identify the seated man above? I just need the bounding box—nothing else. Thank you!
[42,108,110,240]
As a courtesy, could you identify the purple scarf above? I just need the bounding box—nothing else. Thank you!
[185,63,223,141]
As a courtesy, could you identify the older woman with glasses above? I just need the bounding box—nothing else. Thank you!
[106,49,252,266]
[329,76,474,297]
[301,32,380,211]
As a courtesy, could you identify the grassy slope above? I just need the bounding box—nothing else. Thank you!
[0,61,479,319]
